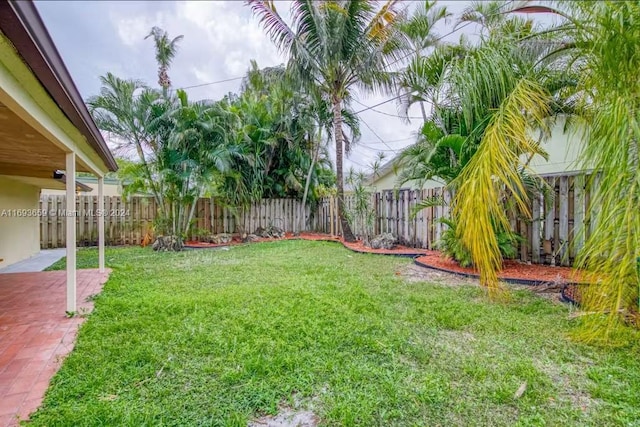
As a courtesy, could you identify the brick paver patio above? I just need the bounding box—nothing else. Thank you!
[0,269,110,426]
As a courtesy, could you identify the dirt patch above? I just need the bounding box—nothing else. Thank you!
[510,282,566,304]
[399,263,478,287]
[533,358,599,413]
[400,264,568,304]
[248,407,318,427]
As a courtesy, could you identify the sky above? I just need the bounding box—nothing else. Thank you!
[35,0,480,173]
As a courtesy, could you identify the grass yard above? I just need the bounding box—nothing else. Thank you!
[31,240,640,426]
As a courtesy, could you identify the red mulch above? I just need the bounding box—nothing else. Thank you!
[415,254,581,283]
[340,240,432,256]
[296,232,341,242]
[183,241,234,248]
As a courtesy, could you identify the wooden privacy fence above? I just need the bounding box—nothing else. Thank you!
[40,196,314,248]
[315,173,599,267]
[40,172,598,266]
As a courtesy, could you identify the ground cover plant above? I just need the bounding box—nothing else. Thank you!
[33,241,640,426]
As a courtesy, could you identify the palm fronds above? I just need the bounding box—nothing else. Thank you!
[453,78,551,297]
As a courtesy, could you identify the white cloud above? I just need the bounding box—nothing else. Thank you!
[115,14,165,47]
[192,66,214,84]
[174,1,284,75]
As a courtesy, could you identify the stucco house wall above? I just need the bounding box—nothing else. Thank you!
[371,117,585,191]
[0,176,40,268]
[527,117,585,176]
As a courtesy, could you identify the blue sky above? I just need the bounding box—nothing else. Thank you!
[36,1,482,172]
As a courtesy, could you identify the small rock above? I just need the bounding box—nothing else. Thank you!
[218,233,233,244]
[243,233,260,243]
[254,225,285,239]
[368,233,397,250]
[206,233,233,244]
[152,235,184,252]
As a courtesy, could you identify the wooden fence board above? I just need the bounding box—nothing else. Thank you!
[559,176,570,266]
[531,194,541,263]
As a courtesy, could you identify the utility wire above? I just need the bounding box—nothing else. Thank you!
[359,117,397,152]
[345,157,371,169]
[359,136,415,145]
[386,0,516,68]
[177,76,244,90]
[358,144,405,153]
[353,99,423,120]
[356,0,516,113]
[176,2,515,107]
[354,94,406,114]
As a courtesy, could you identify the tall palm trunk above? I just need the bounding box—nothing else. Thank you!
[185,189,202,237]
[332,96,356,242]
[298,134,319,233]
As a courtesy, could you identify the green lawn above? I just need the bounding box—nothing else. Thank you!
[32,241,640,426]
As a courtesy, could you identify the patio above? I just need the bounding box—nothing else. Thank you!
[0,269,110,427]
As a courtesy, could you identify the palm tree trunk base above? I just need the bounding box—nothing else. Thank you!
[341,217,356,242]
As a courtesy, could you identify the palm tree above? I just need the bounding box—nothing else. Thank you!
[396,1,451,121]
[296,88,361,232]
[426,11,563,297]
[87,73,168,219]
[458,0,510,38]
[166,90,239,235]
[247,0,405,242]
[145,27,184,97]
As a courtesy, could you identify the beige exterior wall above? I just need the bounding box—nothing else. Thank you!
[0,176,40,268]
[371,118,586,191]
[528,117,585,176]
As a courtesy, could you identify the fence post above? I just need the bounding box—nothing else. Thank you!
[531,193,541,264]
[559,176,570,266]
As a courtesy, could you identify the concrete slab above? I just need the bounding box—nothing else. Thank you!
[0,249,66,274]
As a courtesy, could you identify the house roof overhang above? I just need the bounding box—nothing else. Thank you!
[1,173,94,192]
[0,0,117,172]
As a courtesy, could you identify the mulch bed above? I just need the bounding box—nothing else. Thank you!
[414,254,580,286]
[185,233,297,248]
[340,240,433,257]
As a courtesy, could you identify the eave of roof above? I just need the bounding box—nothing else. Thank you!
[57,174,93,192]
[0,1,118,172]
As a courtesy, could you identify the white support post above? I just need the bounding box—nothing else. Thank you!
[66,152,77,313]
[98,176,105,273]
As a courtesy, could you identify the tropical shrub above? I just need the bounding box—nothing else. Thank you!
[437,218,473,267]
[344,169,377,244]
[437,218,523,268]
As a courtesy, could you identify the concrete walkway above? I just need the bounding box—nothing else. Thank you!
[0,249,66,274]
